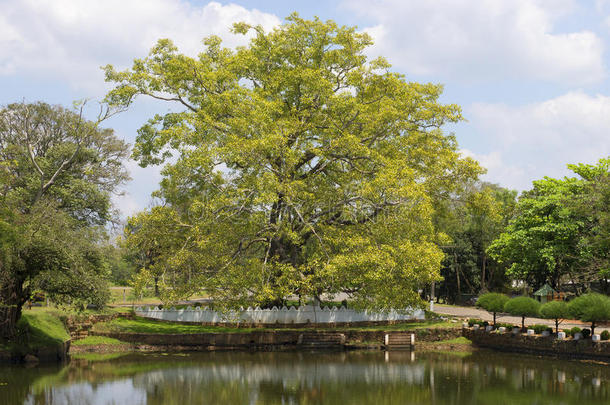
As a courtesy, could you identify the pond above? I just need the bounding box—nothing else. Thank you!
[1,350,608,404]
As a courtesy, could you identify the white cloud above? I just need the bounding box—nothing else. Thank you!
[345,0,605,85]
[0,0,280,92]
[468,91,610,190]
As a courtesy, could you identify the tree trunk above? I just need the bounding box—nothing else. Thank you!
[0,277,27,340]
[480,253,487,292]
[555,319,559,334]
[591,321,596,336]
[521,316,525,331]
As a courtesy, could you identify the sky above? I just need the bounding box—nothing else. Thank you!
[2,0,610,218]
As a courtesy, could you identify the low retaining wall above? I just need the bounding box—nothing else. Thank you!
[464,328,610,360]
[135,305,425,325]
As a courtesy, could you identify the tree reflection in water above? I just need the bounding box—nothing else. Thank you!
[1,350,608,404]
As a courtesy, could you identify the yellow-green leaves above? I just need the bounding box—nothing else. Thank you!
[109,15,480,310]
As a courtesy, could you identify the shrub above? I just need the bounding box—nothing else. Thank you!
[582,328,591,338]
[539,300,571,334]
[530,324,550,334]
[568,293,610,335]
[563,328,572,336]
[570,327,581,337]
[467,318,488,327]
[601,330,610,341]
[476,293,509,326]
[495,322,516,329]
[504,297,541,330]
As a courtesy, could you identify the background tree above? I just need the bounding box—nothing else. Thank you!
[539,300,570,334]
[569,159,610,293]
[488,176,585,291]
[568,293,610,335]
[0,102,129,339]
[104,15,481,310]
[475,292,509,327]
[504,296,540,330]
[436,182,516,303]
[489,159,610,294]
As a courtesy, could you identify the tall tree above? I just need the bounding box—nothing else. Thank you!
[105,15,481,310]
[436,182,516,302]
[0,102,129,339]
[488,158,610,292]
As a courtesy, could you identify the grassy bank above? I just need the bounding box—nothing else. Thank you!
[92,316,459,335]
[0,310,70,354]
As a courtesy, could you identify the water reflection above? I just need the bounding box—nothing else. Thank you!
[1,350,608,404]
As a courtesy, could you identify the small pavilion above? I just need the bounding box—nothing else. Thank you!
[533,283,558,303]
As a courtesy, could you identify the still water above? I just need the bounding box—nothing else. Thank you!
[1,350,609,405]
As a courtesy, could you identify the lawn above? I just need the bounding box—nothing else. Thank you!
[92,317,460,335]
[72,336,128,346]
[0,309,70,352]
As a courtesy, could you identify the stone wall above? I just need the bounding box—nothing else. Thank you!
[134,305,425,325]
[464,327,610,360]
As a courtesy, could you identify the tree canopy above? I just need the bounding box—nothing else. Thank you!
[105,14,481,310]
[0,101,129,338]
[476,292,509,326]
[488,159,610,292]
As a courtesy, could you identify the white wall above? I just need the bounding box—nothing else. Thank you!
[134,305,425,324]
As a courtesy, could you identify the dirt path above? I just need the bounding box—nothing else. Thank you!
[434,304,610,332]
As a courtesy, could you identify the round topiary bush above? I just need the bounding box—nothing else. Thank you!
[476,292,509,327]
[601,330,610,341]
[539,300,571,334]
[582,328,591,338]
[504,296,541,330]
[568,293,610,335]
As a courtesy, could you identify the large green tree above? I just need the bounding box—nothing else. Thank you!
[488,159,610,292]
[105,15,481,310]
[0,102,129,339]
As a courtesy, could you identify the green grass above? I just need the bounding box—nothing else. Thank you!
[72,336,128,346]
[0,310,70,352]
[92,316,458,335]
[93,317,259,334]
[436,336,472,344]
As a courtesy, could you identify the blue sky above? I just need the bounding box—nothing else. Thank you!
[2,0,610,218]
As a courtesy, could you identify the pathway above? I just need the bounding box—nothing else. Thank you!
[434,303,610,332]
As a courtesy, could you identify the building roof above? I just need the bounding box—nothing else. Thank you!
[533,283,556,296]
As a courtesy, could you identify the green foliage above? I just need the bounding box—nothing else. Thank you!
[581,328,591,338]
[570,327,581,336]
[504,296,540,329]
[601,330,610,340]
[105,15,481,310]
[467,318,488,327]
[539,300,571,333]
[529,324,552,334]
[568,293,610,333]
[476,292,509,314]
[0,101,129,338]
[476,292,509,325]
[488,158,610,291]
[492,322,513,329]
[504,297,540,317]
[437,183,517,302]
[539,300,570,320]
